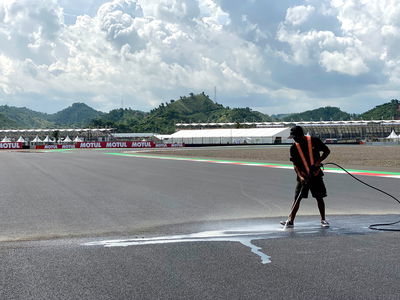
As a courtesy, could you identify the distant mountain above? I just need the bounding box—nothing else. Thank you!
[48,103,104,127]
[271,113,290,120]
[127,92,273,134]
[0,112,18,128]
[281,106,354,122]
[89,108,147,132]
[0,97,398,131]
[359,99,400,120]
[0,105,53,128]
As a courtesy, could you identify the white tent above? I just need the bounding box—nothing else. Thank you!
[43,135,52,143]
[57,138,63,143]
[73,136,83,142]
[17,136,25,143]
[386,130,399,139]
[1,136,11,142]
[63,135,72,143]
[163,127,291,144]
[31,136,42,143]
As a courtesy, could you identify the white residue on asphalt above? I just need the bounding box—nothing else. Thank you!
[84,227,277,264]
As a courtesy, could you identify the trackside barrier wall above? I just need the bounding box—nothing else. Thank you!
[35,141,184,149]
[0,142,23,149]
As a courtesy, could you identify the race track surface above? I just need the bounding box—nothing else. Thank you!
[0,148,399,299]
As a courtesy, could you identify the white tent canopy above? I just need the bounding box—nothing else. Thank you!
[386,130,399,139]
[73,136,83,142]
[162,127,291,144]
[43,135,52,143]
[17,136,25,143]
[31,136,42,143]
[1,136,11,142]
[63,135,72,143]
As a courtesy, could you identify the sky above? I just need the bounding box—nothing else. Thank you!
[0,0,399,115]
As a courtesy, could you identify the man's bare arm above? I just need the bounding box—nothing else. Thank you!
[315,148,330,167]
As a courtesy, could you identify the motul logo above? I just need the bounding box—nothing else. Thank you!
[0,142,21,149]
[106,142,128,148]
[80,142,102,148]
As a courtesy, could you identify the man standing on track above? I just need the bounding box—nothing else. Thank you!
[281,126,331,228]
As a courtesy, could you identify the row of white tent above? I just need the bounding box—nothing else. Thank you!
[1,135,84,143]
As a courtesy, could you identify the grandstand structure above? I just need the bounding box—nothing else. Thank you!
[176,120,400,142]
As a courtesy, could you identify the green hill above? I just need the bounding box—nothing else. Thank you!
[48,103,104,127]
[90,108,147,132]
[0,97,398,131]
[0,112,19,129]
[282,106,353,121]
[359,99,400,120]
[0,105,54,128]
[129,93,272,134]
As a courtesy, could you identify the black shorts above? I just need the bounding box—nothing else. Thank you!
[295,176,327,199]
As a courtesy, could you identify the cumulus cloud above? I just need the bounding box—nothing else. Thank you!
[0,0,399,115]
[285,5,315,26]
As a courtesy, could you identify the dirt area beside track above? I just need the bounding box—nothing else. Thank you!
[148,145,400,171]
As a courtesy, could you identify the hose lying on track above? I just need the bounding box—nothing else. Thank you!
[323,162,400,232]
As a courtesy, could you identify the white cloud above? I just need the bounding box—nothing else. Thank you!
[0,0,399,115]
[285,5,315,26]
[320,49,369,75]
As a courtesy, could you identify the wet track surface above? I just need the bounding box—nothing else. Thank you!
[0,148,399,299]
[84,215,395,265]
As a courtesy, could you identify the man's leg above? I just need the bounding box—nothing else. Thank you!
[316,197,326,221]
[288,195,302,222]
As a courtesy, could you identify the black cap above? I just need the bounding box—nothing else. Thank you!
[289,126,304,138]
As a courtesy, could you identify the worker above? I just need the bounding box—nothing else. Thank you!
[281,126,331,228]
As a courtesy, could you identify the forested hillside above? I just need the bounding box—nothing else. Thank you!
[126,93,273,133]
[90,108,147,132]
[359,99,399,120]
[0,96,398,132]
[48,103,105,127]
[281,107,354,121]
[0,105,53,128]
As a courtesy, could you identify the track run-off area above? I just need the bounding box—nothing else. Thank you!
[0,147,399,299]
[106,150,400,179]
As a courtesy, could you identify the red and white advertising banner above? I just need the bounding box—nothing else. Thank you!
[155,143,184,148]
[36,144,76,150]
[0,142,23,149]
[35,141,184,149]
[76,141,156,148]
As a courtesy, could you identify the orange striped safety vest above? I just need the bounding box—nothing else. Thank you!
[295,136,320,176]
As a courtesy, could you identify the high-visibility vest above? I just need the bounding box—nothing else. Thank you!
[295,136,320,176]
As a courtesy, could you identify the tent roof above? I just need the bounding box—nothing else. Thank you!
[63,135,72,142]
[386,130,399,139]
[168,127,291,138]
[73,136,83,142]
[43,135,51,142]
[31,136,42,143]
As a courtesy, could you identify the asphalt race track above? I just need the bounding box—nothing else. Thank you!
[0,148,399,299]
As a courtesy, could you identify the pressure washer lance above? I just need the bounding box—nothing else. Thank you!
[281,185,304,229]
[322,162,400,232]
